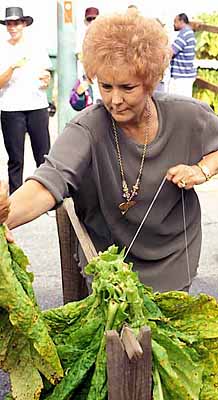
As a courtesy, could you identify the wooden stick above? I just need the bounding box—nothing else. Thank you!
[63,198,98,262]
[195,77,218,94]
[190,21,218,33]
[56,206,88,303]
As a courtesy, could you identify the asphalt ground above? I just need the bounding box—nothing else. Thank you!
[0,115,218,398]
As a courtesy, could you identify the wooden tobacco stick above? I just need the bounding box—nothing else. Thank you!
[64,197,98,262]
[190,21,218,33]
[195,77,218,94]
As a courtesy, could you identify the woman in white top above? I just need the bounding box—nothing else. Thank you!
[0,7,51,193]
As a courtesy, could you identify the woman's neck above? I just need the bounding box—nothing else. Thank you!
[9,36,24,46]
[118,100,158,144]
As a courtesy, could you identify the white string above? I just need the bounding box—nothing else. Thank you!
[125,178,191,286]
[124,175,167,259]
[181,189,191,284]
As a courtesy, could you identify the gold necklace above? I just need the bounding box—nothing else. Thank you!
[112,104,151,215]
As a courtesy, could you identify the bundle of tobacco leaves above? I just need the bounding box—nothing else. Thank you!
[1,224,218,399]
[0,226,63,399]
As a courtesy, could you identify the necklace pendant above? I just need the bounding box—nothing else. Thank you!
[119,200,136,215]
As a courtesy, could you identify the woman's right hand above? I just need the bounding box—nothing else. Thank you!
[0,181,10,224]
[0,182,14,242]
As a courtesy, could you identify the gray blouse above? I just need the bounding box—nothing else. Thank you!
[31,93,218,291]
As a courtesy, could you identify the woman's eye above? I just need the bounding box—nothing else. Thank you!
[123,86,135,91]
[102,84,112,90]
[100,84,136,91]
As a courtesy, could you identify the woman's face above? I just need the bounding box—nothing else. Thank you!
[6,20,25,42]
[97,67,147,124]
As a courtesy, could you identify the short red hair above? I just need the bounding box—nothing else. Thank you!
[83,10,171,94]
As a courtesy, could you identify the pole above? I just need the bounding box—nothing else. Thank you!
[57,0,77,133]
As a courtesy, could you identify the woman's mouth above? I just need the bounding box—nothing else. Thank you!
[112,109,128,114]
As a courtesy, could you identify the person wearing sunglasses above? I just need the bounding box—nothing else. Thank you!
[84,7,99,25]
[75,6,100,107]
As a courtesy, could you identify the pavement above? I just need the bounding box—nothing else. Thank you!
[0,114,218,398]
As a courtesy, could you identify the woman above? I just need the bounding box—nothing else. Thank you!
[0,6,51,194]
[1,11,218,292]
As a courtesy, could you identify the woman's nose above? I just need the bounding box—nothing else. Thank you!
[111,90,123,104]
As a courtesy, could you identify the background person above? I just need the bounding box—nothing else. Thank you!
[84,6,99,25]
[154,18,171,94]
[0,7,51,194]
[169,13,197,97]
[0,11,218,294]
[127,5,138,11]
[76,6,101,105]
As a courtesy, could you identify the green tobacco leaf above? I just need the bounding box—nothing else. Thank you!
[0,225,63,399]
[45,325,103,400]
[73,365,95,400]
[9,242,36,304]
[194,12,218,59]
[156,292,218,340]
[192,339,218,399]
[154,290,218,397]
[5,337,43,400]
[0,311,14,365]
[87,335,107,400]
[200,349,218,399]
[56,317,103,370]
[3,394,13,400]
[8,241,29,271]
[3,235,218,400]
[43,294,95,344]
[152,333,203,400]
[85,245,125,276]
[153,361,164,400]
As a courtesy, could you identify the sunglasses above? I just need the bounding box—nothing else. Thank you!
[86,16,96,22]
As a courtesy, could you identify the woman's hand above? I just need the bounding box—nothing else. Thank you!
[0,181,10,223]
[39,70,51,89]
[11,57,28,70]
[166,164,206,190]
[4,224,14,243]
[0,181,14,242]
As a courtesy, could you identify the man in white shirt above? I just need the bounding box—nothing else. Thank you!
[0,7,51,193]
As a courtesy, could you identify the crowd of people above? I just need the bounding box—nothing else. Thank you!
[0,6,217,295]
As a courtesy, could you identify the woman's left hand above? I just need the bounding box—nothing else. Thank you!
[39,70,51,89]
[166,164,206,190]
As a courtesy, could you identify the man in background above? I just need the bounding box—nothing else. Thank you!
[169,13,197,97]
[0,7,51,193]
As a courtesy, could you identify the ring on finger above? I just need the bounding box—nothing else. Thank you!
[179,179,187,188]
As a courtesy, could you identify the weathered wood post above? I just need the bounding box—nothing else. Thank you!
[106,326,152,400]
